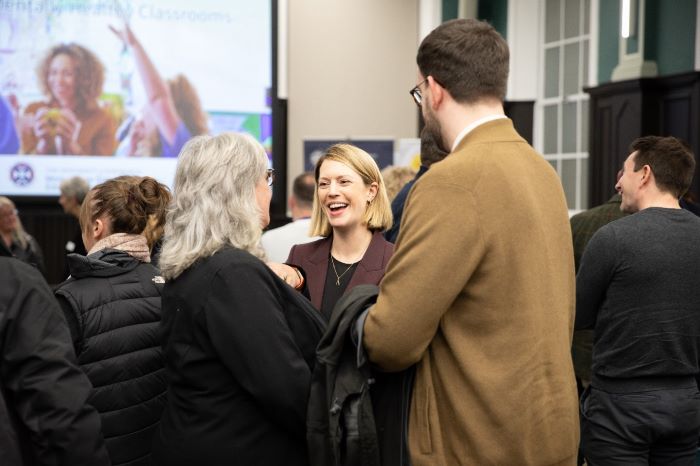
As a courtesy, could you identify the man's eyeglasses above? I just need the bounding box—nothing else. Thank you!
[266,168,275,187]
[409,78,429,107]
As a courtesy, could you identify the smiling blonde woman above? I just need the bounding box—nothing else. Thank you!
[277,143,394,315]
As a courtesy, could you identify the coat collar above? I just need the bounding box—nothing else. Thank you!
[67,248,141,279]
[309,231,385,268]
[451,114,508,152]
[305,231,388,309]
[453,117,523,153]
[344,231,388,292]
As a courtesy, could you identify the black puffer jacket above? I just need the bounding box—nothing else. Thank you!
[0,233,46,277]
[0,257,109,466]
[55,249,166,466]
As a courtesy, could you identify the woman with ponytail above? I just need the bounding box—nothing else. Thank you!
[54,175,172,466]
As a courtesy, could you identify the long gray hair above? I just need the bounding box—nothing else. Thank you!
[158,132,269,280]
[0,196,30,249]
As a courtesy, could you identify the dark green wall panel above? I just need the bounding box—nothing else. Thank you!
[598,0,696,83]
[442,0,459,21]
[645,0,695,75]
[478,0,508,39]
[598,0,620,83]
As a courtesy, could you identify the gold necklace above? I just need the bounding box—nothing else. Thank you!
[330,255,356,286]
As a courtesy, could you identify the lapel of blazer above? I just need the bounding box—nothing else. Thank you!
[345,231,387,291]
[305,237,332,310]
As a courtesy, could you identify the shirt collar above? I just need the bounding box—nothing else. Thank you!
[451,114,507,152]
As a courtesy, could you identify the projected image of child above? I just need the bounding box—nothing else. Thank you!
[111,23,208,157]
[21,44,117,156]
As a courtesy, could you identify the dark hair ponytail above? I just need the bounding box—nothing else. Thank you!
[137,177,172,249]
[79,176,171,247]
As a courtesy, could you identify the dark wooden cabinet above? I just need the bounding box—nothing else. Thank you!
[504,100,535,146]
[586,72,700,207]
[12,197,77,285]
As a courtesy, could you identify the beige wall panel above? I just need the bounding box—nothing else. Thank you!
[287,0,419,188]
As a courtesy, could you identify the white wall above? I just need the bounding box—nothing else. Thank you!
[506,0,539,101]
[286,0,419,186]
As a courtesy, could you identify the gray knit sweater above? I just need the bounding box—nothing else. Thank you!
[575,207,700,383]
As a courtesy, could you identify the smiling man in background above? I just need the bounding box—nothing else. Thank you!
[576,136,700,465]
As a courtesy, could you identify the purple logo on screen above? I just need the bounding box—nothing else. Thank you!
[10,163,34,186]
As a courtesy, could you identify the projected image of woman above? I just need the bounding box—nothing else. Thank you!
[21,43,117,156]
[111,23,208,157]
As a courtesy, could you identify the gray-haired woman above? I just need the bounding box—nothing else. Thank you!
[0,196,45,275]
[153,132,323,466]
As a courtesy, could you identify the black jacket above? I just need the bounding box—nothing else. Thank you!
[152,246,326,466]
[0,233,46,277]
[62,220,86,280]
[0,257,110,466]
[307,284,413,466]
[55,249,165,466]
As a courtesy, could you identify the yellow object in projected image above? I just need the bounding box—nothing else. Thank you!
[44,108,61,137]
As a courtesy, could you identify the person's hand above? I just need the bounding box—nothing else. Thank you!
[128,118,147,156]
[32,107,51,138]
[109,22,137,48]
[31,108,53,154]
[54,108,82,154]
[267,262,303,289]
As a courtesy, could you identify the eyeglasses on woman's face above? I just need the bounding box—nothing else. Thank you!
[266,168,275,187]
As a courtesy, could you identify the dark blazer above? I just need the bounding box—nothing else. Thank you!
[287,231,394,310]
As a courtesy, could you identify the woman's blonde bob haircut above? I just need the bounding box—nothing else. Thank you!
[310,143,393,237]
[158,132,268,280]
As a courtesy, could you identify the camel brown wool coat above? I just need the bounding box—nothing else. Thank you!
[364,118,579,466]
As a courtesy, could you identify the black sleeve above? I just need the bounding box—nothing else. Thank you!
[56,293,82,351]
[205,259,311,439]
[575,227,616,330]
[384,205,401,243]
[1,261,110,466]
[26,235,46,278]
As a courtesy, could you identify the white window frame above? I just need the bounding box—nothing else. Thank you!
[535,0,598,213]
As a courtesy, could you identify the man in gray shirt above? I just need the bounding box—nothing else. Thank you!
[576,135,700,465]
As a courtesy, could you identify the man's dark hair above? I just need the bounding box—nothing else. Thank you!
[630,136,696,198]
[293,172,315,208]
[417,18,509,104]
[420,127,449,168]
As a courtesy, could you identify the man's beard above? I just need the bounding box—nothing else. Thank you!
[422,105,449,153]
